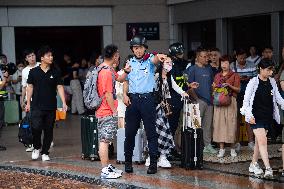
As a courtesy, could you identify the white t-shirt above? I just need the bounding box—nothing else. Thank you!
[22,62,40,87]
[246,55,261,66]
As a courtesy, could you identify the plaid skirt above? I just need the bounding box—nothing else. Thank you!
[156,104,175,155]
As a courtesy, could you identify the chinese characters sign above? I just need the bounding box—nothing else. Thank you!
[127,23,160,41]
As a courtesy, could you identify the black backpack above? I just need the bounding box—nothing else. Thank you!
[18,113,33,147]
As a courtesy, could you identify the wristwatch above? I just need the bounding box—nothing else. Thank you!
[123,68,130,74]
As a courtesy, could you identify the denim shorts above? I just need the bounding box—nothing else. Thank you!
[250,122,271,130]
[97,115,118,143]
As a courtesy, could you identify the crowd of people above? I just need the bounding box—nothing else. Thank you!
[0,35,284,180]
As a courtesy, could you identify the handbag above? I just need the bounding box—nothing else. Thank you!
[161,98,172,117]
[212,87,231,106]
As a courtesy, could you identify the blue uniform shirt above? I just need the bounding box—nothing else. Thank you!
[127,54,156,94]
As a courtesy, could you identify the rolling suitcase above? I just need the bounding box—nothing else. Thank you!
[4,100,19,124]
[181,128,203,169]
[181,97,203,170]
[116,128,145,164]
[80,115,99,161]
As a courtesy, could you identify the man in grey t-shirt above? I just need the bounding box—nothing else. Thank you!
[185,47,217,154]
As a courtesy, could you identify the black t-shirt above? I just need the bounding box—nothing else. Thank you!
[252,78,273,124]
[27,66,63,110]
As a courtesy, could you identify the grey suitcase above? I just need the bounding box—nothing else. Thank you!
[116,128,145,164]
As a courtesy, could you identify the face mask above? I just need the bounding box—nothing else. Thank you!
[163,64,172,72]
[18,67,24,71]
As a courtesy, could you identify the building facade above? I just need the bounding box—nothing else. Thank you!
[0,0,283,63]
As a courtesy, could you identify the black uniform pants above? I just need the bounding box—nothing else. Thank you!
[31,109,55,155]
[124,93,158,162]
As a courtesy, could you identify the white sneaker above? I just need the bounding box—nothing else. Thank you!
[145,156,150,167]
[42,154,50,161]
[32,149,40,160]
[108,164,123,176]
[101,167,121,179]
[26,145,34,152]
[230,149,237,157]
[249,162,263,175]
[217,149,225,158]
[157,155,171,168]
[264,168,273,178]
[50,141,54,148]
[235,143,241,152]
[248,142,255,151]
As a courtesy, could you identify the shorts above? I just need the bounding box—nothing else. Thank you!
[250,122,271,130]
[97,115,118,143]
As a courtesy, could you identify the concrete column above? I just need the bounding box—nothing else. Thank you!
[227,19,234,56]
[103,25,113,48]
[1,27,16,63]
[271,12,280,64]
[216,18,228,55]
[169,6,178,44]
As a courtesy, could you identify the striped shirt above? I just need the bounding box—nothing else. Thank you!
[230,61,257,78]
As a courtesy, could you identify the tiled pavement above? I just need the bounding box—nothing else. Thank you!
[0,115,284,189]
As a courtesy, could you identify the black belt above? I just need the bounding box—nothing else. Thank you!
[129,92,153,98]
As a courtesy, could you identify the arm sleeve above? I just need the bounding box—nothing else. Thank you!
[233,73,241,88]
[56,71,64,85]
[27,70,34,85]
[185,66,194,83]
[240,78,255,122]
[22,70,28,87]
[171,75,185,95]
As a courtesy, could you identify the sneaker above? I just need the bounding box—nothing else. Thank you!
[230,149,237,157]
[108,164,123,176]
[264,168,273,178]
[26,145,34,152]
[235,143,241,152]
[157,155,171,168]
[248,142,255,151]
[203,144,218,154]
[31,149,40,160]
[50,141,54,148]
[41,154,50,161]
[145,157,150,167]
[249,162,263,175]
[101,167,121,179]
[217,149,225,158]
[147,162,157,174]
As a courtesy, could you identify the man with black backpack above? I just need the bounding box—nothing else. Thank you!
[95,44,130,179]
[25,46,67,161]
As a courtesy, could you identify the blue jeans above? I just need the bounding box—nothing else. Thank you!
[124,93,158,162]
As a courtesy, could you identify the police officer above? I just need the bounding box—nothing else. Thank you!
[123,35,167,174]
[168,43,189,158]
